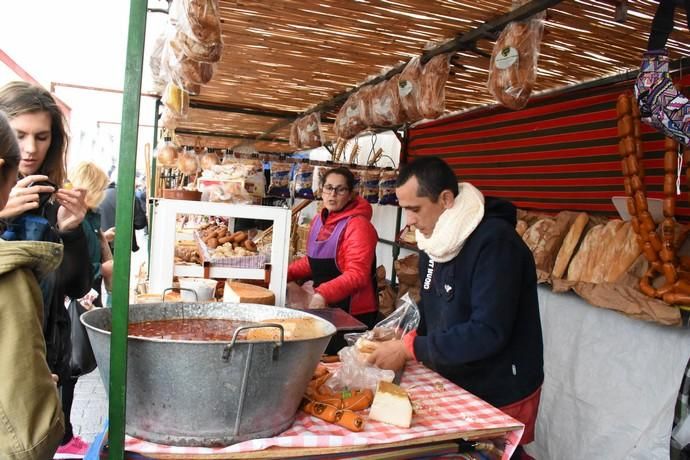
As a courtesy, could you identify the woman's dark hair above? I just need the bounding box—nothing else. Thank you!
[396,156,458,201]
[0,81,68,186]
[0,111,19,179]
[322,166,355,191]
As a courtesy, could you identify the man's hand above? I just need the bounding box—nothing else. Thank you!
[0,175,54,219]
[366,339,411,372]
[308,292,327,309]
[55,188,87,231]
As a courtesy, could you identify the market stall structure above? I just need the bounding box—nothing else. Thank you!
[106,0,690,458]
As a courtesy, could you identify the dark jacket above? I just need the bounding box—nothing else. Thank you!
[99,182,147,252]
[81,210,103,308]
[413,197,544,407]
[7,201,92,383]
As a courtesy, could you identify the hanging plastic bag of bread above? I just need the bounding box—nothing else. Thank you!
[160,106,182,131]
[268,161,292,198]
[289,121,299,149]
[163,39,215,93]
[149,33,167,93]
[177,147,200,176]
[378,168,398,205]
[312,165,328,200]
[418,53,451,119]
[487,0,545,110]
[398,57,424,122]
[199,147,220,171]
[155,135,179,167]
[173,0,223,62]
[370,75,405,127]
[297,112,324,149]
[335,91,367,139]
[294,161,315,199]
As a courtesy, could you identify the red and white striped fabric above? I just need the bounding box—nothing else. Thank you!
[122,361,524,459]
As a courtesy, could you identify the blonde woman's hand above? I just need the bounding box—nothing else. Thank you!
[55,188,87,231]
[103,227,116,242]
[0,175,54,218]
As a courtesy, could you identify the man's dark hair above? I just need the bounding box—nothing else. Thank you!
[396,156,458,201]
[322,166,355,191]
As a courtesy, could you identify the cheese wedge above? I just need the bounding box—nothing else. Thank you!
[368,381,412,428]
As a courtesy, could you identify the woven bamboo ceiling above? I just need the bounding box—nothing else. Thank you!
[171,0,690,153]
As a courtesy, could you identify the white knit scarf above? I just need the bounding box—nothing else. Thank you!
[415,182,485,263]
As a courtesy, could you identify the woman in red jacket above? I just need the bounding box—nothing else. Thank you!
[288,166,379,351]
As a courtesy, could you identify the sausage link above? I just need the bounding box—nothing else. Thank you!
[648,231,663,253]
[616,93,632,117]
[664,174,676,195]
[624,177,633,196]
[634,191,648,212]
[663,262,678,284]
[631,175,644,192]
[642,241,659,262]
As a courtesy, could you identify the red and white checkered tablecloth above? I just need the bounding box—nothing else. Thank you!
[122,362,523,459]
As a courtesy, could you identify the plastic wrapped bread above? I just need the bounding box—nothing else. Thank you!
[297,112,324,149]
[163,39,215,90]
[418,53,451,119]
[398,57,423,122]
[173,0,223,62]
[487,9,544,110]
[370,75,405,127]
[335,91,367,140]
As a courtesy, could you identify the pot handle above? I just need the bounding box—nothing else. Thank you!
[162,287,198,302]
[222,323,284,362]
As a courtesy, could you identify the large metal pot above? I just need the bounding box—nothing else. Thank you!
[81,302,335,447]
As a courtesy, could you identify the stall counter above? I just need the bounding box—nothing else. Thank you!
[91,362,523,459]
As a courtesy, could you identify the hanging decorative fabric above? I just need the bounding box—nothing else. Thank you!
[634,0,690,145]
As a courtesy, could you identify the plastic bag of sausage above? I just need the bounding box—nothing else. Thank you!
[487,0,545,110]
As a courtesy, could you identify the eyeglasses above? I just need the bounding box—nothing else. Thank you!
[322,185,350,196]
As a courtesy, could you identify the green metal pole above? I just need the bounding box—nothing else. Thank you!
[110,1,147,459]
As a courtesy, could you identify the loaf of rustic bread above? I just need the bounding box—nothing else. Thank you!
[551,212,589,279]
[566,220,641,283]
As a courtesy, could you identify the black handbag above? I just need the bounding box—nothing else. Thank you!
[68,298,97,377]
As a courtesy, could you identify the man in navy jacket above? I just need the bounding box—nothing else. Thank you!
[368,156,543,456]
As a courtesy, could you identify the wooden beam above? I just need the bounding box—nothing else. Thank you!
[175,128,289,143]
[251,0,565,142]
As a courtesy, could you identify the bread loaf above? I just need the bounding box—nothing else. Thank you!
[418,53,451,119]
[582,219,625,283]
[515,219,529,237]
[567,224,604,282]
[245,317,323,341]
[335,91,367,139]
[603,222,641,283]
[223,281,275,305]
[487,16,544,110]
[551,212,588,279]
[370,75,404,127]
[398,57,423,122]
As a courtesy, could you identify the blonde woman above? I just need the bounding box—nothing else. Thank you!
[68,161,113,309]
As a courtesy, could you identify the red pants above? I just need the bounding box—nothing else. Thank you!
[499,386,542,445]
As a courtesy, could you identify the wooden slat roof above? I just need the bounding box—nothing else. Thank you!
[171,0,690,152]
